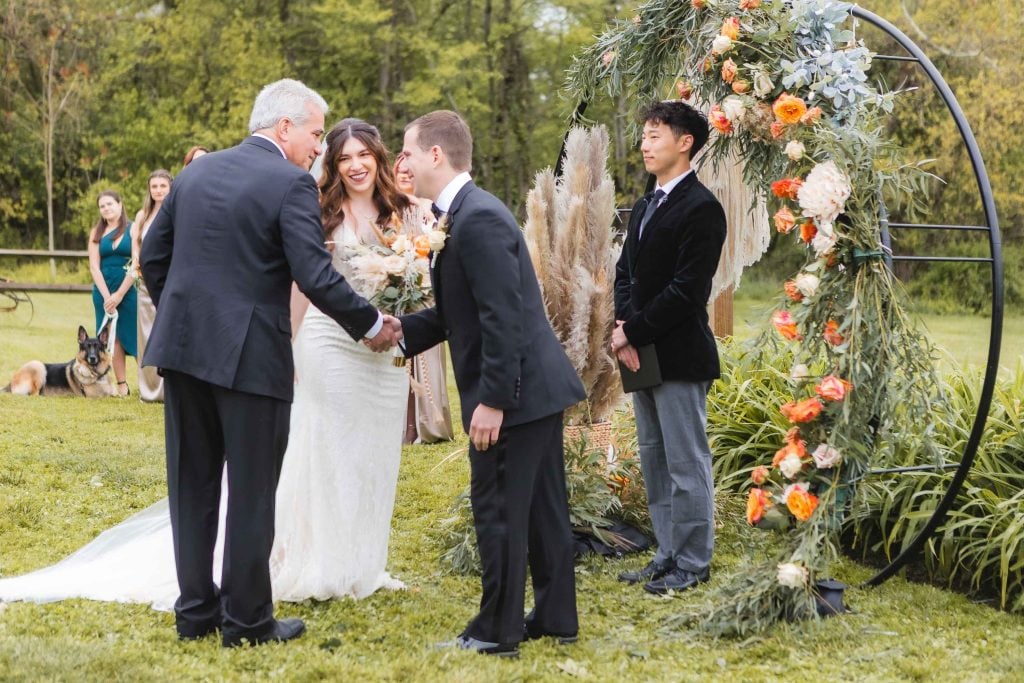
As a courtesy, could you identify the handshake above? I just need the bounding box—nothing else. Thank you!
[363,314,405,353]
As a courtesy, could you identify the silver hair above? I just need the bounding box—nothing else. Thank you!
[247,79,329,134]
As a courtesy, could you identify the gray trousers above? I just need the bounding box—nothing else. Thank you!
[633,380,714,573]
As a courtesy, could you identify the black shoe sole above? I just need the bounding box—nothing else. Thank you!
[642,575,710,595]
[222,622,306,648]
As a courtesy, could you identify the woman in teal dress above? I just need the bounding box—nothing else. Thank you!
[88,190,137,396]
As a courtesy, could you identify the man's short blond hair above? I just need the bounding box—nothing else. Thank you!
[406,110,473,172]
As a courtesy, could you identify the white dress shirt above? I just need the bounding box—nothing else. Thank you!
[640,169,693,239]
[434,172,472,213]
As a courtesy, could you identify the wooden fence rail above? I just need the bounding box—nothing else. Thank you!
[0,248,92,294]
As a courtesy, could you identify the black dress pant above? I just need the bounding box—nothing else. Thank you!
[463,411,578,644]
[163,370,291,638]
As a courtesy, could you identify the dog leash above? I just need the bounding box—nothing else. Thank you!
[98,310,119,355]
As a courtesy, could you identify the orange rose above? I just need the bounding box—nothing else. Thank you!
[799,220,817,243]
[731,79,750,94]
[413,234,431,258]
[691,0,707,8]
[709,105,733,134]
[772,438,806,467]
[751,465,769,485]
[739,0,761,8]
[773,206,796,234]
[721,17,741,41]
[784,279,803,302]
[784,426,803,445]
[823,319,844,346]
[780,397,824,423]
[703,56,715,73]
[746,487,771,525]
[770,121,786,138]
[676,80,694,100]
[787,488,819,522]
[801,106,822,124]
[772,92,807,125]
[771,309,800,341]
[721,58,738,84]
[815,375,849,401]
[771,177,803,201]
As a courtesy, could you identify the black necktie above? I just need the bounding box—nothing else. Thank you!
[638,189,665,239]
[431,203,443,220]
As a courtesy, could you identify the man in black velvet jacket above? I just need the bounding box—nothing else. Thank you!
[611,100,727,595]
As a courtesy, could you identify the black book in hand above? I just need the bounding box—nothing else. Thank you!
[618,344,662,393]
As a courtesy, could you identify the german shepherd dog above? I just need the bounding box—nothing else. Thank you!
[3,325,118,397]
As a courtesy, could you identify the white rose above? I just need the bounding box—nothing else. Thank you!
[781,482,807,504]
[390,234,412,255]
[798,160,851,224]
[753,71,774,98]
[779,452,804,479]
[812,443,843,469]
[790,363,811,382]
[711,35,734,55]
[785,140,805,161]
[794,272,819,298]
[427,229,448,252]
[811,231,837,257]
[721,95,746,123]
[777,562,808,588]
[382,254,407,275]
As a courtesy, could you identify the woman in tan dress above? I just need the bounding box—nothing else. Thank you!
[132,169,172,402]
[394,157,455,444]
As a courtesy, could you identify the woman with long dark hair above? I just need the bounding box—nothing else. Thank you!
[132,170,172,402]
[88,190,137,396]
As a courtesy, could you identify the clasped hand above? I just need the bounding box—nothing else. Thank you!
[611,320,640,372]
[364,314,404,352]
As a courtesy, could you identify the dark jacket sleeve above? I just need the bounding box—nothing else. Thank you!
[280,174,379,340]
[399,307,447,357]
[460,205,524,410]
[140,193,175,308]
[623,199,726,346]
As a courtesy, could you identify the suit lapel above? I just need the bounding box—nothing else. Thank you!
[430,181,476,314]
[634,172,698,261]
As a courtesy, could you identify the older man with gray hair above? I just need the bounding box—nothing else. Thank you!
[141,78,401,647]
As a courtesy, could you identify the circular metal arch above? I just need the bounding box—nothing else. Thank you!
[557,7,1004,587]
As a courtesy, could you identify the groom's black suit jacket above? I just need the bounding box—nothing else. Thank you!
[401,181,585,431]
[614,171,727,382]
[141,136,379,402]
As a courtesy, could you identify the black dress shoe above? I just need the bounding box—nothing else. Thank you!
[177,622,219,641]
[618,559,673,585]
[221,618,306,648]
[437,635,520,658]
[643,567,710,595]
[523,624,578,645]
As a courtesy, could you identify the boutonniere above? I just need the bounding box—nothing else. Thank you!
[427,214,449,268]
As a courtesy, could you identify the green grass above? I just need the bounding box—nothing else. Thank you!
[2,294,1024,681]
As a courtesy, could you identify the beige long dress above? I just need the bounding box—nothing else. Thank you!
[137,221,163,402]
[410,345,454,443]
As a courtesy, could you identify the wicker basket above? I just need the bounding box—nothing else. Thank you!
[563,420,613,451]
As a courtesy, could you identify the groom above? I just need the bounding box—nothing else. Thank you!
[397,110,586,657]
[141,79,401,647]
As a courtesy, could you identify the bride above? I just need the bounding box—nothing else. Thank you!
[0,119,416,609]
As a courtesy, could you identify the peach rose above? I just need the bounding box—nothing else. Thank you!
[771,177,803,201]
[773,206,796,234]
[770,121,786,138]
[784,426,803,446]
[746,487,771,525]
[772,92,808,125]
[772,438,806,467]
[787,488,819,521]
[709,105,733,134]
[721,58,737,84]
[751,465,769,485]
[413,234,432,259]
[780,397,824,423]
[676,80,694,100]
[815,375,849,401]
[721,17,741,41]
[731,79,751,94]
[801,106,822,124]
[784,279,803,302]
[691,0,707,8]
[771,309,800,341]
[739,0,761,8]
[799,220,817,243]
[823,319,844,346]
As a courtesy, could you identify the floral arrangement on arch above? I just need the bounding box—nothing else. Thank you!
[568,0,942,635]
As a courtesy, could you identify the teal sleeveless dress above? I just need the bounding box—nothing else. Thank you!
[91,225,138,357]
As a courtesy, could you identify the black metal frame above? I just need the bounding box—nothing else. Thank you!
[557,8,1004,588]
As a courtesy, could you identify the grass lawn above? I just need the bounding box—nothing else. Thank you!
[2,293,1024,681]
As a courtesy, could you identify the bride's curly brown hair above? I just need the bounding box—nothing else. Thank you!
[318,118,410,242]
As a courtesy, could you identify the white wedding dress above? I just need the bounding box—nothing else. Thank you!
[0,226,409,609]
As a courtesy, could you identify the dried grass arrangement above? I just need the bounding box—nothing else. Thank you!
[523,125,623,425]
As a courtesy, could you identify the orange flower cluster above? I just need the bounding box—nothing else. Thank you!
[709,105,733,134]
[799,220,817,243]
[773,207,796,234]
[780,397,823,423]
[787,488,819,521]
[772,437,806,467]
[746,487,771,525]
[823,319,845,346]
[772,177,803,201]
[691,0,707,8]
[721,58,737,84]
[721,17,741,40]
[784,280,803,302]
[772,93,807,125]
[739,0,761,8]
[815,375,851,402]
[772,310,800,341]
[413,234,431,258]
